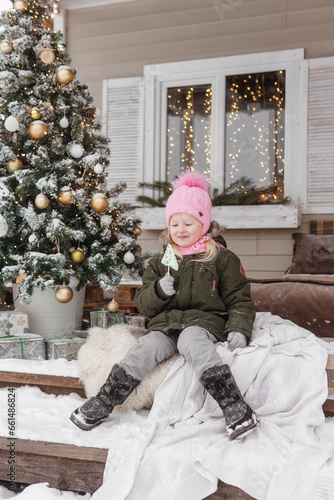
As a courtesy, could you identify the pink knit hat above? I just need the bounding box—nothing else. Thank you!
[165,171,212,235]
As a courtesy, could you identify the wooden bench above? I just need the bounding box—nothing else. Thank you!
[0,436,257,498]
[0,370,332,497]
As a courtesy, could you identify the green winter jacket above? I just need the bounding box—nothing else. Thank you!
[134,248,255,342]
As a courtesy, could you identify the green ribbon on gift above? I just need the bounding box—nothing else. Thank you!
[94,308,120,325]
[94,308,107,326]
[62,333,77,358]
[0,335,24,359]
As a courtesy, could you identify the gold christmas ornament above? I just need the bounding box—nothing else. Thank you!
[29,108,41,120]
[35,193,49,209]
[58,188,73,206]
[42,19,54,31]
[91,194,108,213]
[0,40,13,54]
[55,285,73,303]
[107,299,119,313]
[40,49,55,64]
[71,248,85,263]
[15,272,27,285]
[29,120,47,139]
[14,0,28,12]
[56,65,74,85]
[134,226,142,236]
[7,158,23,173]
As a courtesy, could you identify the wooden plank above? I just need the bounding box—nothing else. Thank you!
[208,483,255,499]
[0,437,107,462]
[323,398,334,417]
[0,371,86,398]
[0,438,105,494]
[0,437,254,497]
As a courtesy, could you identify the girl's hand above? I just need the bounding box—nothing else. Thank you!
[159,274,176,296]
[227,331,247,350]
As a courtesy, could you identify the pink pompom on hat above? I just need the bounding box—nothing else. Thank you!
[165,170,212,235]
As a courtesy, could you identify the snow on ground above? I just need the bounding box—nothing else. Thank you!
[0,357,149,498]
[0,483,91,499]
[0,345,333,499]
[0,358,79,377]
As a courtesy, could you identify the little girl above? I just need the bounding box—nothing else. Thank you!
[71,171,259,440]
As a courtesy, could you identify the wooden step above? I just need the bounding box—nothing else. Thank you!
[1,371,332,498]
[0,437,255,498]
[0,371,85,398]
[0,437,106,494]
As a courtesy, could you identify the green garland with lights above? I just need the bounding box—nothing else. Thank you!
[137,176,290,207]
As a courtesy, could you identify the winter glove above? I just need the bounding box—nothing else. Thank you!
[227,331,247,350]
[158,274,176,296]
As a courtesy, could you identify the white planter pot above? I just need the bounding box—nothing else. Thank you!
[12,281,86,340]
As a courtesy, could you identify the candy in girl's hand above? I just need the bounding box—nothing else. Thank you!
[161,243,179,271]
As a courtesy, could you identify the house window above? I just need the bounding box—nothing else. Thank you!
[143,49,307,211]
[166,84,212,184]
[225,70,286,201]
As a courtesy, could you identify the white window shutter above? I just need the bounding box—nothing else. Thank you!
[307,57,334,213]
[103,77,144,205]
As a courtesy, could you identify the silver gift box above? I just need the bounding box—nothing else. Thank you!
[0,333,46,360]
[124,314,147,328]
[90,309,125,328]
[46,336,86,361]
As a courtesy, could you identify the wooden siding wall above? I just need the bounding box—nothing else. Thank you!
[66,0,334,107]
[66,0,334,279]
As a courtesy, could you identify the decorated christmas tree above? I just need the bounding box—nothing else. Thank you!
[0,0,146,305]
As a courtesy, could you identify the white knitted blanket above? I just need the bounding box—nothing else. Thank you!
[92,312,334,500]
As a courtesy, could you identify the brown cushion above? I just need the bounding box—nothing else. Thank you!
[286,234,334,274]
[250,278,334,338]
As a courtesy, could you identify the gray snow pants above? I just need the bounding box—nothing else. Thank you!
[118,326,223,381]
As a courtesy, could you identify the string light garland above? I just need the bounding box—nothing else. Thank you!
[166,84,211,184]
[225,70,285,201]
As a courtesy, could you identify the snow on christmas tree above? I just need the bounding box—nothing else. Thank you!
[0,0,146,304]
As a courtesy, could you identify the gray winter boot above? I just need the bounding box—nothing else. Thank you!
[70,364,140,430]
[200,364,258,440]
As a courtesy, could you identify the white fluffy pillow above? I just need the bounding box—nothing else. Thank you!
[77,325,179,412]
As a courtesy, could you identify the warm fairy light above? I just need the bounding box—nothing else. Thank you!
[166,84,212,184]
[225,70,285,201]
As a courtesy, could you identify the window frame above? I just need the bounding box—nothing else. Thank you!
[139,49,307,229]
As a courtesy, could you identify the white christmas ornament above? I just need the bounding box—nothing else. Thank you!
[95,107,102,119]
[70,143,84,159]
[0,215,8,237]
[0,182,9,200]
[28,234,37,243]
[60,116,69,128]
[123,251,135,264]
[100,214,112,226]
[94,163,103,174]
[5,116,19,132]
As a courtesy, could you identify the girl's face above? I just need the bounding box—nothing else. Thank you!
[169,213,203,247]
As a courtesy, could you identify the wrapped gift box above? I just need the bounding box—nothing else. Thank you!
[124,313,147,328]
[90,309,125,329]
[72,329,89,339]
[0,333,46,360]
[46,336,86,361]
[0,311,29,336]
